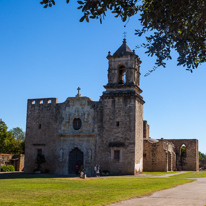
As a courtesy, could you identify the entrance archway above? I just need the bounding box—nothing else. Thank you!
[68,148,83,174]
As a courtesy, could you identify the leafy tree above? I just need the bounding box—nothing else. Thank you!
[0,119,14,154]
[199,151,206,160]
[181,145,186,157]
[40,0,206,73]
[0,119,25,154]
[10,127,25,141]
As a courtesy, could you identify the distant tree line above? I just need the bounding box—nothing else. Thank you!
[0,119,25,154]
[199,151,206,160]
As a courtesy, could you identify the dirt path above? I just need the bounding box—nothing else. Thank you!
[157,171,186,177]
[109,177,206,206]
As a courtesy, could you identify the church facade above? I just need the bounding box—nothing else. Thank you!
[24,39,199,175]
[25,39,144,175]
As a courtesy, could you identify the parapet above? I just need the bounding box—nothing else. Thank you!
[27,98,59,106]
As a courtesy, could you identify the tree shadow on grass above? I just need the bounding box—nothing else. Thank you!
[0,172,77,180]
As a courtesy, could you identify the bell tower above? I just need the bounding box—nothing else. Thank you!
[98,39,145,175]
[102,38,144,101]
[108,38,141,86]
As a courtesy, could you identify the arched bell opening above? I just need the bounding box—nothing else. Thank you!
[118,65,126,84]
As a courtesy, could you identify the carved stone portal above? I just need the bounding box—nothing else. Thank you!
[60,97,94,133]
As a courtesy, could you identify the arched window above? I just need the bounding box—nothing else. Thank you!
[180,144,186,157]
[73,118,82,130]
[118,66,126,84]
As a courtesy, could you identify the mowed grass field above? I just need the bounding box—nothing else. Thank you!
[170,171,206,178]
[0,173,195,206]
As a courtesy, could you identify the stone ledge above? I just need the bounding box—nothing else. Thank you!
[32,144,46,146]
[59,132,96,137]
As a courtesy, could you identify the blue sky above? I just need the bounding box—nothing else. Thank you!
[1,0,206,153]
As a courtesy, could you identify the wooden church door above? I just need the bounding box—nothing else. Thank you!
[69,148,84,174]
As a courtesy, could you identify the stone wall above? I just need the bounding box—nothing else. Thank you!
[25,97,98,176]
[143,120,149,139]
[143,138,175,172]
[164,139,199,171]
[0,154,24,171]
[97,96,139,175]
[25,97,60,173]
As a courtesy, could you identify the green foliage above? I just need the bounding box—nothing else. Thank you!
[10,127,25,141]
[35,154,46,170]
[0,174,194,205]
[181,146,186,157]
[0,119,25,154]
[40,0,206,73]
[170,171,206,178]
[143,171,178,176]
[199,151,206,160]
[0,165,15,172]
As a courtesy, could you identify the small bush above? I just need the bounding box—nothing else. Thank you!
[1,165,15,172]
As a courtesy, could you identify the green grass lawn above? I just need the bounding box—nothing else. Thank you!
[0,173,194,206]
[141,171,179,176]
[170,171,206,178]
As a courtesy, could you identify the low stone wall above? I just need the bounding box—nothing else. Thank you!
[0,154,25,171]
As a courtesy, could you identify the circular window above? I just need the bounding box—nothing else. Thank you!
[73,118,82,130]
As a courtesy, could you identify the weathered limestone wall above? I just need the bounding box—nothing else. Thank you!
[25,97,98,176]
[0,154,24,171]
[25,98,60,173]
[135,101,143,173]
[97,96,143,175]
[143,139,175,172]
[143,120,149,139]
[165,139,199,171]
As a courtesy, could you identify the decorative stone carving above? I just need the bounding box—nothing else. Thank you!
[59,148,63,162]
[60,97,94,133]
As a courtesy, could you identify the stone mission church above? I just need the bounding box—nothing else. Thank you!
[25,39,199,175]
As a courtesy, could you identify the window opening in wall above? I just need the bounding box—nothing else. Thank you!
[32,101,35,104]
[123,71,126,83]
[143,153,146,158]
[38,124,41,129]
[114,150,120,160]
[181,144,186,157]
[48,100,51,104]
[118,66,126,84]
[37,149,42,156]
[73,118,82,130]
[116,121,119,126]
[40,100,43,104]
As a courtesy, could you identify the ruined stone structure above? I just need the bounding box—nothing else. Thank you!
[143,122,199,172]
[143,138,176,172]
[25,39,199,175]
[0,154,25,171]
